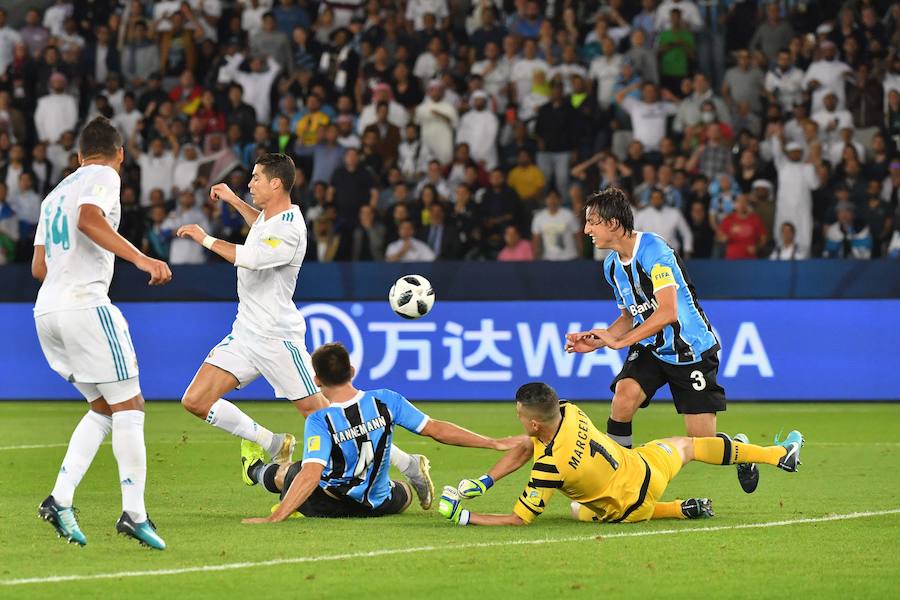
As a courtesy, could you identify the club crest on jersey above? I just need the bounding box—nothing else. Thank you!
[628,297,658,316]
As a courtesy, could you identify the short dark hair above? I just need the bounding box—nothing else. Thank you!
[79,116,122,158]
[255,153,296,191]
[585,187,633,235]
[311,342,353,387]
[515,382,561,422]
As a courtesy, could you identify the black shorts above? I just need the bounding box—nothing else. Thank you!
[609,344,726,415]
[281,463,412,518]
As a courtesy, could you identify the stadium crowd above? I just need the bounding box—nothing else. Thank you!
[1,0,900,265]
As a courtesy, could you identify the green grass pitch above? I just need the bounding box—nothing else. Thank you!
[1,401,898,598]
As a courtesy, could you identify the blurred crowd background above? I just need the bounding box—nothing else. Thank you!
[1,0,900,266]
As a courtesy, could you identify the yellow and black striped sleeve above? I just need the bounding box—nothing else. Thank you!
[512,458,562,525]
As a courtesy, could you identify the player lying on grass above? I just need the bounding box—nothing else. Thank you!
[240,342,521,523]
[438,382,803,526]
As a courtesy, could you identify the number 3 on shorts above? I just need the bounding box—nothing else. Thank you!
[690,370,707,391]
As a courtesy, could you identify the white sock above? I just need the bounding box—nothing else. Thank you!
[205,399,276,455]
[112,410,147,522]
[390,445,417,477]
[51,410,112,507]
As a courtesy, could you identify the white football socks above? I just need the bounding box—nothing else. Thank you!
[205,399,277,456]
[51,410,112,507]
[112,410,147,523]
[390,445,418,477]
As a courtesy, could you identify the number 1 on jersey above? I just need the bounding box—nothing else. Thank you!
[353,440,375,478]
[589,439,619,470]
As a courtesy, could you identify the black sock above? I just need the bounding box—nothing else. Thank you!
[250,461,281,494]
[607,418,633,449]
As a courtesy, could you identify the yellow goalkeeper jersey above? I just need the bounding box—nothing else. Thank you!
[512,402,653,524]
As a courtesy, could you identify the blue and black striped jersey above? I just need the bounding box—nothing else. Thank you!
[603,231,718,365]
[301,389,429,508]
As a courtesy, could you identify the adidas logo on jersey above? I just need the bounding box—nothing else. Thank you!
[628,298,658,317]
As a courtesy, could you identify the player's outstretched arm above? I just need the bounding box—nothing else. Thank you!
[210,183,260,226]
[458,435,534,498]
[419,419,521,451]
[243,462,325,524]
[78,205,172,285]
[176,223,239,263]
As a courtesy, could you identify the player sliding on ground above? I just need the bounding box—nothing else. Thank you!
[438,383,803,527]
[566,187,760,494]
[240,343,519,523]
[174,154,435,507]
[32,117,172,549]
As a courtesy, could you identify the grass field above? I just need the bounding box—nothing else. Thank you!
[1,400,898,599]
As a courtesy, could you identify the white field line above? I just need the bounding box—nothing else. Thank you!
[3,508,898,587]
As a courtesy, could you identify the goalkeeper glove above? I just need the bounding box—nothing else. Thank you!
[457,474,494,498]
[438,486,470,525]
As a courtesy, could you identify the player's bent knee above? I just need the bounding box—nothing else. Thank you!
[612,380,644,418]
[662,437,693,464]
[181,386,214,417]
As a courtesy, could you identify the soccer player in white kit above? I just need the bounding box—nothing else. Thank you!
[32,117,171,549]
[175,154,435,508]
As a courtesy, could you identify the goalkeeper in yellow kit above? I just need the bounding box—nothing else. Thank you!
[438,383,803,526]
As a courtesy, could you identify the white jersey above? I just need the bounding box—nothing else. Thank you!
[233,204,308,340]
[34,164,122,317]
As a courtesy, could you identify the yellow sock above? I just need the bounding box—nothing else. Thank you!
[651,500,686,520]
[693,435,787,466]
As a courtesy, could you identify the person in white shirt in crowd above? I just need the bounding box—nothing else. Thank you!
[811,92,853,146]
[240,0,271,37]
[217,53,281,124]
[398,123,434,184]
[162,191,211,264]
[633,187,693,256]
[129,123,180,207]
[765,49,805,113]
[471,41,511,112]
[550,45,588,96]
[803,40,851,114]
[414,80,458,165]
[770,222,807,260]
[456,90,499,170]
[615,82,678,152]
[34,73,78,145]
[0,8,22,74]
[673,73,731,134]
[413,35,443,86]
[406,0,450,31]
[2,143,26,197]
[510,38,548,105]
[43,1,74,38]
[654,0,703,32]
[769,127,819,255]
[113,93,142,142]
[173,144,202,196]
[386,219,436,262]
[589,37,622,110]
[47,131,77,184]
[57,16,86,54]
[827,126,865,166]
[530,189,580,261]
[357,83,409,134]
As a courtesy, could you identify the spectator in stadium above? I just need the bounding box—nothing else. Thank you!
[311,216,341,263]
[615,81,677,153]
[535,80,577,198]
[386,218,436,262]
[803,40,851,113]
[0,143,28,197]
[688,199,715,259]
[749,3,795,66]
[0,181,17,264]
[224,83,257,144]
[656,8,695,94]
[252,12,292,73]
[34,73,77,144]
[420,202,460,260]
[121,18,159,88]
[824,202,872,259]
[497,225,533,262]
[507,148,545,207]
[351,204,386,262]
[716,193,768,260]
[415,80,457,165]
[770,222,806,260]
[362,102,402,171]
[634,187,693,257]
[686,123,733,180]
[530,189,579,261]
[217,52,281,124]
[722,49,764,116]
[330,147,377,244]
[162,191,211,265]
[456,90,499,170]
[770,128,820,255]
[8,171,40,262]
[130,121,180,207]
[765,49,805,113]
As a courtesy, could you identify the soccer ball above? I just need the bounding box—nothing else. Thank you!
[388,275,435,320]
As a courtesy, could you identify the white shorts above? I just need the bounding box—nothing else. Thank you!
[35,305,142,404]
[203,327,319,400]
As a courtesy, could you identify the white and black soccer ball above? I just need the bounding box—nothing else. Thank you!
[388,275,435,320]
